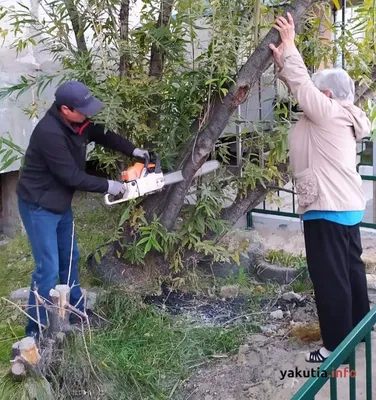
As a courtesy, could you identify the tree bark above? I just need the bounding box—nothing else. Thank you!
[156,0,319,230]
[221,167,289,226]
[119,0,130,78]
[64,0,88,53]
[149,0,175,78]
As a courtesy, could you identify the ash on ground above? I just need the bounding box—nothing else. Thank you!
[143,282,249,326]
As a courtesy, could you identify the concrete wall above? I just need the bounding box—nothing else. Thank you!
[0,0,58,235]
[0,0,60,172]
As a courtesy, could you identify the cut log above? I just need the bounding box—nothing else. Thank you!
[47,285,72,336]
[48,288,61,336]
[18,337,41,365]
[54,284,71,321]
[10,361,26,381]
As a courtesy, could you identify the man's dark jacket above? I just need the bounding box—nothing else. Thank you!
[17,103,136,214]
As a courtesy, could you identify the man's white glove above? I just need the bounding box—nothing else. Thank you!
[132,148,149,160]
[107,180,125,196]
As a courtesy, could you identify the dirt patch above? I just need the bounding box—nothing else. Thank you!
[141,285,324,400]
[143,283,249,326]
[177,334,316,400]
[142,289,321,400]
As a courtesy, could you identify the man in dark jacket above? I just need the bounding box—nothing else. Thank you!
[17,80,149,337]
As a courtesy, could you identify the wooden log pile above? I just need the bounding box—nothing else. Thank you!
[9,284,88,384]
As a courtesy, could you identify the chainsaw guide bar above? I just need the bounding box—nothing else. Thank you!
[104,153,219,206]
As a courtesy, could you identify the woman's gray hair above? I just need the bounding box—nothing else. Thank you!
[312,68,355,103]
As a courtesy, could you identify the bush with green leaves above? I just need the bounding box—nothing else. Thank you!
[0,0,375,272]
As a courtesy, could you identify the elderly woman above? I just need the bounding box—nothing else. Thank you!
[269,13,371,363]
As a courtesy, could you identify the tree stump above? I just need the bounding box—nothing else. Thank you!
[47,284,71,336]
[10,283,84,383]
[18,337,41,365]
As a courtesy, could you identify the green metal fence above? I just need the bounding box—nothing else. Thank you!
[291,304,376,399]
[248,137,376,229]
[247,174,376,230]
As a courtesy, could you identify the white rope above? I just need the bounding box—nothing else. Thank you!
[67,220,75,286]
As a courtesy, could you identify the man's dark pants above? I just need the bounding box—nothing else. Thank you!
[303,219,370,351]
[18,197,84,336]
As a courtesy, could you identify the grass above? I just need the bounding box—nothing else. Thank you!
[0,193,315,399]
[83,292,249,399]
[264,249,306,269]
[219,267,250,288]
[0,194,122,378]
[0,290,253,399]
[0,194,263,399]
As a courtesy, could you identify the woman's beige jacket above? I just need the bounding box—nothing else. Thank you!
[278,46,371,215]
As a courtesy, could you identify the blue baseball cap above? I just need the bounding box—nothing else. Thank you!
[54,81,104,117]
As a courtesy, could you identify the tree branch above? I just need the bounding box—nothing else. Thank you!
[64,0,88,53]
[220,165,289,225]
[119,0,130,78]
[158,0,320,230]
[149,0,175,78]
[203,164,289,243]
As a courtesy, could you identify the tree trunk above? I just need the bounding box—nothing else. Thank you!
[154,0,319,230]
[119,0,130,78]
[64,0,88,53]
[149,0,175,78]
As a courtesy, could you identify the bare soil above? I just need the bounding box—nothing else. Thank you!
[176,296,321,400]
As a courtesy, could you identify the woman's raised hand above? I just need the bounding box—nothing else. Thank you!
[273,12,295,47]
[269,12,296,71]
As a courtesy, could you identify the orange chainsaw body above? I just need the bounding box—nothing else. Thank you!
[121,162,156,182]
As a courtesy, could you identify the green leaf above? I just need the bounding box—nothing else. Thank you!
[2,149,13,162]
[119,207,131,226]
[144,240,152,253]
[0,155,19,171]
[94,251,101,264]
[136,237,150,246]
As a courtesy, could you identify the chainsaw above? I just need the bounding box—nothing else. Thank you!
[104,152,220,206]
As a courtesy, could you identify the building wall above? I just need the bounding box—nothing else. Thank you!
[0,0,60,172]
[0,0,58,235]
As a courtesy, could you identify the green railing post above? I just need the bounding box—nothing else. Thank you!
[365,333,372,399]
[330,376,338,399]
[349,351,356,400]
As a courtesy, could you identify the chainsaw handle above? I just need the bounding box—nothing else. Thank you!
[140,151,161,175]
[142,154,150,176]
[104,193,127,206]
[149,151,162,173]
